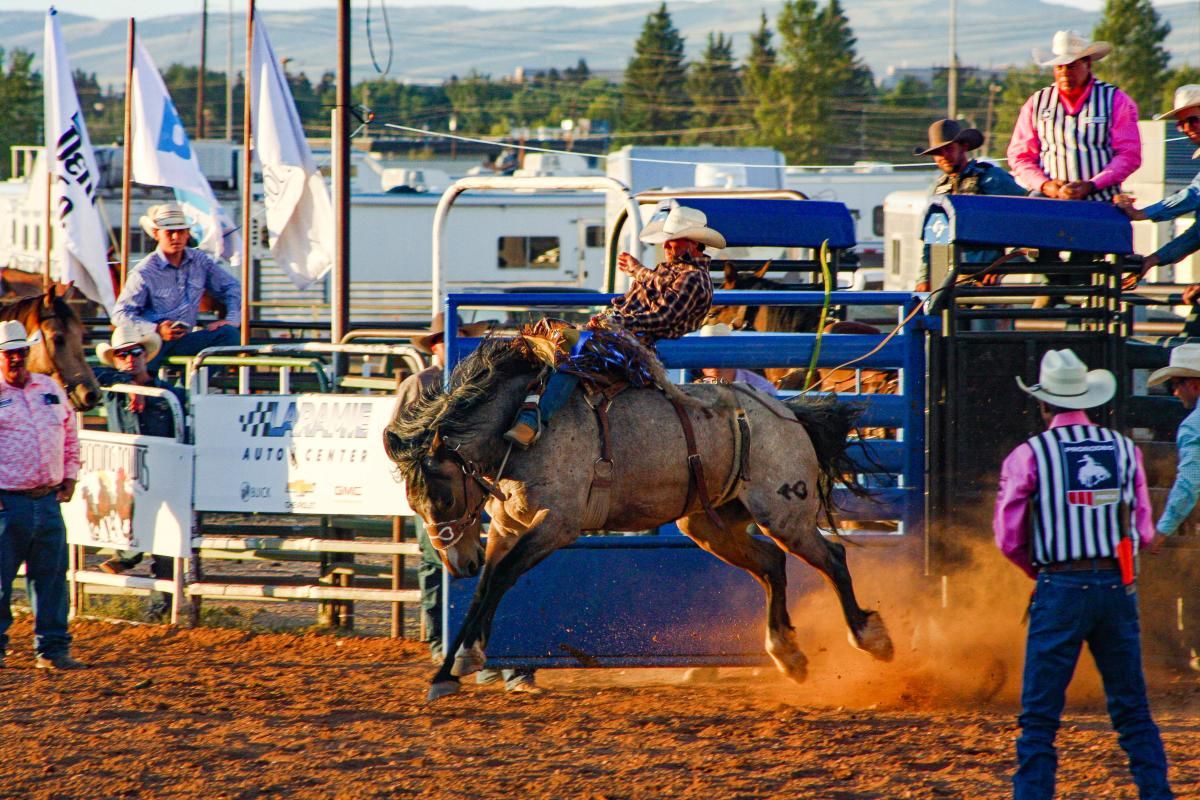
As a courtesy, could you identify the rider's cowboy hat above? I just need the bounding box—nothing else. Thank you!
[698,322,733,336]
[139,202,193,238]
[1147,344,1200,388]
[414,313,493,354]
[1016,348,1115,409]
[0,320,40,352]
[913,119,984,156]
[1035,30,1111,67]
[640,203,726,249]
[1155,84,1200,121]
[96,324,162,367]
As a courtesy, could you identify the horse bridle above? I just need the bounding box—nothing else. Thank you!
[427,442,511,551]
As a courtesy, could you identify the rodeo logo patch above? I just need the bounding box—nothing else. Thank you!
[1058,439,1120,506]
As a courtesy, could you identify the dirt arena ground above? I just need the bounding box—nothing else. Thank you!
[0,613,1196,800]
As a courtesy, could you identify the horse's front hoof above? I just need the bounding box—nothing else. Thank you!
[851,610,894,662]
[451,642,486,677]
[427,680,461,702]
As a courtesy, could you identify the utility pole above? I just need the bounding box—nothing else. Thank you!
[197,0,208,139]
[948,0,958,119]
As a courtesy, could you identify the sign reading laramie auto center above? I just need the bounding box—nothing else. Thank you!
[191,394,412,515]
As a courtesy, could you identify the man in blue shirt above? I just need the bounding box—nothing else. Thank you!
[914,119,1026,291]
[1116,86,1200,294]
[112,203,241,372]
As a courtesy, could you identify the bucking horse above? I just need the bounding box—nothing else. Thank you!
[384,331,894,700]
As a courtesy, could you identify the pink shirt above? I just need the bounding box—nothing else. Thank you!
[1006,80,1142,193]
[993,410,1153,579]
[0,372,80,490]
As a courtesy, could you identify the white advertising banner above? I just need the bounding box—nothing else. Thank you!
[192,394,411,515]
[63,431,194,557]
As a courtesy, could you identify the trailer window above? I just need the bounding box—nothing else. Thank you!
[498,236,560,269]
[873,206,885,238]
[585,225,605,248]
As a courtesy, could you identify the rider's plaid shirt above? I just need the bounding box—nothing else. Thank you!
[603,254,713,344]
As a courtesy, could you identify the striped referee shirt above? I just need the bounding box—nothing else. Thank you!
[1007,79,1141,201]
[994,410,1155,578]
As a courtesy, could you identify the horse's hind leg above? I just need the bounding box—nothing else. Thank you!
[746,492,893,663]
[677,504,808,684]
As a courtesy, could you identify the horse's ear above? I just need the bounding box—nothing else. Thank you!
[429,431,443,455]
[43,287,55,307]
[722,262,737,289]
[58,280,75,298]
[754,260,773,280]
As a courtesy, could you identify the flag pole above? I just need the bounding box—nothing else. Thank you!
[121,18,135,288]
[43,160,52,290]
[332,0,350,347]
[240,0,253,345]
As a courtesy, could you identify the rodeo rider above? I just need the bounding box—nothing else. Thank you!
[0,320,86,670]
[994,349,1173,799]
[504,202,723,447]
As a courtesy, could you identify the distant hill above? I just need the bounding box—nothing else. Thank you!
[2,0,1197,89]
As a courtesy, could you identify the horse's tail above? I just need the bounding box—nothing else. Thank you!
[783,396,869,529]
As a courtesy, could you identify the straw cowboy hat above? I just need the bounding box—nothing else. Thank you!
[1017,349,1115,409]
[1147,344,1200,388]
[139,202,193,238]
[1036,30,1111,67]
[698,322,733,336]
[413,313,493,354]
[0,320,39,352]
[913,119,984,156]
[640,203,726,249]
[1155,84,1200,121]
[96,324,162,367]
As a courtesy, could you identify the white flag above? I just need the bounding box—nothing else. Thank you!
[251,14,334,289]
[43,8,115,312]
[130,38,240,263]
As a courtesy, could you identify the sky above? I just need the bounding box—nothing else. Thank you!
[7,0,1110,18]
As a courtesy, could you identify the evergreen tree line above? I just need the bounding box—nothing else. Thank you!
[0,0,1195,179]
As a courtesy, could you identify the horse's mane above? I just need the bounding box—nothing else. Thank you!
[0,293,79,325]
[386,338,541,486]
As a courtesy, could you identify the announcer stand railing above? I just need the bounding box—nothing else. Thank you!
[67,384,189,624]
[921,194,1136,576]
[179,343,426,634]
[441,290,928,669]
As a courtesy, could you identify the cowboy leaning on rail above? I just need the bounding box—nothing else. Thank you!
[503,203,723,448]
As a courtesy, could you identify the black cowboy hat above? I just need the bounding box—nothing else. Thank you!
[913,119,985,156]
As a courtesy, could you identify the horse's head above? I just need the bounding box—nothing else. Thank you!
[23,288,101,411]
[705,261,778,331]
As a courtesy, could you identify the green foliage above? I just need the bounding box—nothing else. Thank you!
[754,0,874,163]
[0,48,42,179]
[686,33,743,144]
[1092,0,1171,114]
[621,2,690,142]
[993,65,1046,154]
[1161,66,1200,115]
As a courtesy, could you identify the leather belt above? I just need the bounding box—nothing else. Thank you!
[1041,557,1120,573]
[0,485,61,500]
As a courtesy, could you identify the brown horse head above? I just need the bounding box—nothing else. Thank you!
[0,288,101,411]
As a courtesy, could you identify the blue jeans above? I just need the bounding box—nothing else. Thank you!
[0,494,71,658]
[147,325,240,372]
[1015,570,1173,800]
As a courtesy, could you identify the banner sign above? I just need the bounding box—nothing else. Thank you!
[63,431,194,557]
[192,394,411,515]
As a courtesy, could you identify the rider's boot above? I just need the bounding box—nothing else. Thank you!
[504,370,579,448]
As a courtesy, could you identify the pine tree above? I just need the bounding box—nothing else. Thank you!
[621,2,690,142]
[1092,0,1170,115]
[0,49,42,180]
[686,33,742,144]
[745,11,775,98]
[754,0,873,163]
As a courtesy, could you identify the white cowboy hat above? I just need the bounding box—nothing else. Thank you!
[1155,84,1200,121]
[640,203,726,249]
[1035,30,1111,67]
[697,322,732,336]
[1016,349,1115,409]
[96,324,162,367]
[139,202,193,238]
[1147,343,1200,388]
[413,313,494,354]
[0,320,40,352]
